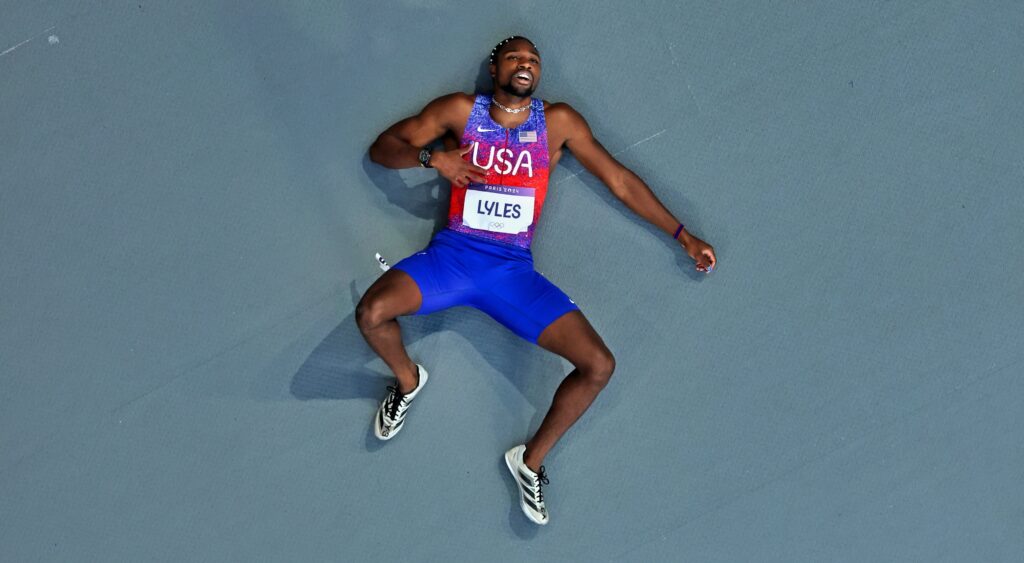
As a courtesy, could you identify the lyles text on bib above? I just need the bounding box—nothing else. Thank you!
[462,184,536,235]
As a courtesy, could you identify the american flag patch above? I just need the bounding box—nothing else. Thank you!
[518,130,537,143]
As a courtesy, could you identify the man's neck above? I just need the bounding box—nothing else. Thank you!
[490,92,532,128]
[492,90,532,109]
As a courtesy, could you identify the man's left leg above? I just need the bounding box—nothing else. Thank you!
[525,310,616,471]
[484,265,612,524]
[503,309,614,524]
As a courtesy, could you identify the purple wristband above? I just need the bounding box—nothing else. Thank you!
[673,223,685,240]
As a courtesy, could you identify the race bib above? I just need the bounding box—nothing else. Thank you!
[462,184,535,234]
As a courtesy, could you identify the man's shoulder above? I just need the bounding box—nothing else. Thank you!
[544,101,584,120]
[542,100,575,114]
[431,92,477,111]
[542,101,586,134]
[440,91,477,102]
[421,92,476,127]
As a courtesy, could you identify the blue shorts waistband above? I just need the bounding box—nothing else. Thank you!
[431,228,533,263]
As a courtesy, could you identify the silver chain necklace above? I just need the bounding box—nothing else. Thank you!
[492,97,531,114]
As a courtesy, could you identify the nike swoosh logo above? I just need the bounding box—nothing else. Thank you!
[477,126,500,132]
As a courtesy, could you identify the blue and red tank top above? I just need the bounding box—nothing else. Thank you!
[447,94,550,249]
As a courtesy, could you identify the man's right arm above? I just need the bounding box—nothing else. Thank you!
[369,94,456,168]
[368,94,485,187]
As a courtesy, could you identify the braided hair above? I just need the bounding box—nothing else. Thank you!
[488,35,538,65]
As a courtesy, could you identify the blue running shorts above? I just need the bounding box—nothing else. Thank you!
[392,229,579,343]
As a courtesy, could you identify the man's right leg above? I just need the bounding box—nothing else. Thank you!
[355,268,423,394]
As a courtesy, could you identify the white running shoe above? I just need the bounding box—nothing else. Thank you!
[504,445,550,525]
[373,364,428,441]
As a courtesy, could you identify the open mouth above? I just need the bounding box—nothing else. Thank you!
[513,71,533,85]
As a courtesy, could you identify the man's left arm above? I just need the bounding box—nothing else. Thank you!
[551,104,717,272]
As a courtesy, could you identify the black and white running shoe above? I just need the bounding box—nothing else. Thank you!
[504,445,550,525]
[373,364,428,441]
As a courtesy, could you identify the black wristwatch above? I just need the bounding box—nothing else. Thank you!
[418,148,433,168]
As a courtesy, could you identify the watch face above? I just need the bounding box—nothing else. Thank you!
[419,149,432,167]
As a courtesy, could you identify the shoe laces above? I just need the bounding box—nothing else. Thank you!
[384,385,407,420]
[535,466,550,502]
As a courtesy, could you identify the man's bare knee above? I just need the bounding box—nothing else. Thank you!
[581,348,615,388]
[355,296,392,333]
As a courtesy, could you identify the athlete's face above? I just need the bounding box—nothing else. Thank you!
[491,40,542,98]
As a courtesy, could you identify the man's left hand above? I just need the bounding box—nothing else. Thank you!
[680,234,716,273]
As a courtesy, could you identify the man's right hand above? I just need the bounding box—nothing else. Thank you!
[431,144,487,187]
